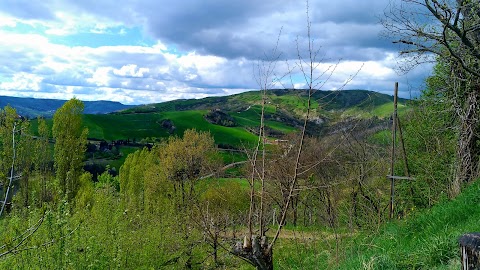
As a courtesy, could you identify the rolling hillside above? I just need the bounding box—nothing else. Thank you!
[26,89,409,150]
[80,89,409,147]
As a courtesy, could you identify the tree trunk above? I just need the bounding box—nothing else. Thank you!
[453,87,480,196]
[292,195,298,227]
[233,235,273,270]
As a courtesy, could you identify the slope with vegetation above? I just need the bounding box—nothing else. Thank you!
[339,179,480,269]
[84,89,408,146]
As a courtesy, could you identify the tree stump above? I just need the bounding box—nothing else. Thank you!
[459,233,480,270]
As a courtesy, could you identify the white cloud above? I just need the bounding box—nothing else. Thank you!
[113,64,149,78]
[0,0,431,104]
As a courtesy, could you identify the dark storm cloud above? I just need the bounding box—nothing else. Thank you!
[137,0,399,61]
[312,0,390,24]
[0,0,404,62]
[10,0,397,62]
[0,0,55,20]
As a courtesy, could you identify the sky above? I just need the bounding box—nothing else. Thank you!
[0,0,433,105]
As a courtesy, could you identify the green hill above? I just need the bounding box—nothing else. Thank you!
[28,89,408,175]
[82,89,408,147]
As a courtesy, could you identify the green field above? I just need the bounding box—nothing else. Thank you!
[83,107,297,147]
[83,113,166,140]
[82,111,258,146]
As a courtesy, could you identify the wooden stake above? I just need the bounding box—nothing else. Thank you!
[396,117,410,177]
[389,82,398,219]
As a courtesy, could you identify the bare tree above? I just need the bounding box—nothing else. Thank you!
[232,1,361,268]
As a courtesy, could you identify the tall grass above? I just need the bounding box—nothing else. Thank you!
[339,180,480,269]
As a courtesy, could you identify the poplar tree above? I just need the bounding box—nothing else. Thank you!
[52,98,88,201]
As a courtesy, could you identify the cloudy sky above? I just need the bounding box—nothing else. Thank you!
[0,0,432,105]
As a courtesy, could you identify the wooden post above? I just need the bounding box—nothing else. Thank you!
[389,82,398,219]
[396,117,410,177]
[459,233,480,269]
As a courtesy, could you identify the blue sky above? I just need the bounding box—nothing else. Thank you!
[0,0,432,105]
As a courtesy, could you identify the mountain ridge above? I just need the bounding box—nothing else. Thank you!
[0,95,133,117]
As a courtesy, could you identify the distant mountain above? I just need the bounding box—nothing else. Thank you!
[0,96,132,118]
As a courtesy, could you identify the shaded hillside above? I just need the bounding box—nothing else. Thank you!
[0,96,132,118]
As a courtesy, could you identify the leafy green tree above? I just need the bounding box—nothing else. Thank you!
[0,106,18,191]
[160,129,219,206]
[34,117,52,204]
[119,148,150,211]
[16,120,33,207]
[158,129,219,268]
[76,172,94,209]
[118,130,219,268]
[397,61,457,210]
[52,98,88,201]
[0,105,34,209]
[383,0,480,195]
[97,166,120,191]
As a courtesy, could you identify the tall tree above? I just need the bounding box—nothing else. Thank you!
[52,98,88,201]
[0,105,32,210]
[0,106,18,196]
[383,0,480,195]
[159,129,219,268]
[35,117,52,203]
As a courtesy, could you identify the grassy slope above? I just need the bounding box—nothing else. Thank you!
[259,180,480,270]
[338,180,480,269]
[83,89,406,143]
[84,110,260,146]
[29,89,409,170]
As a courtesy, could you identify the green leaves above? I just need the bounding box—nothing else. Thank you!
[52,98,88,201]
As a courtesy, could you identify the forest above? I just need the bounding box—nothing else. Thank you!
[2,0,480,269]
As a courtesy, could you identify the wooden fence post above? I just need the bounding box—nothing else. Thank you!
[389,82,398,219]
[459,233,480,269]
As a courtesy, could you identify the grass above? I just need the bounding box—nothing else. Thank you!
[83,111,260,147]
[198,178,250,191]
[84,109,294,148]
[160,110,259,146]
[368,129,391,146]
[83,113,167,140]
[337,180,480,269]
[109,146,139,170]
[230,179,480,269]
[232,105,297,133]
[340,102,406,119]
